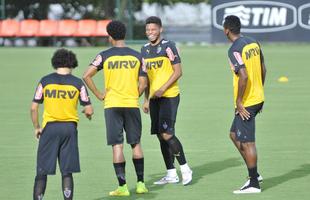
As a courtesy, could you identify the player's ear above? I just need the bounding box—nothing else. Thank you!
[108,36,113,44]
[160,27,163,33]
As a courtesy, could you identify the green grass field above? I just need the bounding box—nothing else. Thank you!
[0,44,310,200]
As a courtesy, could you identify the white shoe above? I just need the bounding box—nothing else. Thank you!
[181,170,193,185]
[233,186,261,194]
[153,175,179,185]
[240,175,263,190]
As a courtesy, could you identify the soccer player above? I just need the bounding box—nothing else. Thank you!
[30,48,93,200]
[223,15,266,194]
[141,16,192,186]
[83,20,148,196]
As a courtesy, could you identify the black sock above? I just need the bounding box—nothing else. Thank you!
[248,167,259,188]
[33,175,47,200]
[62,173,74,200]
[166,136,187,165]
[133,158,144,182]
[159,139,175,169]
[113,162,126,186]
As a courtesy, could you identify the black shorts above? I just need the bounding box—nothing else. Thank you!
[104,107,142,145]
[36,122,80,175]
[230,102,264,142]
[149,95,180,135]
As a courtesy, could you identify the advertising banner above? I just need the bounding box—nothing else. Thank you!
[212,0,310,42]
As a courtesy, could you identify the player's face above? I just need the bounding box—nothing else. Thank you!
[146,23,162,44]
[223,27,231,41]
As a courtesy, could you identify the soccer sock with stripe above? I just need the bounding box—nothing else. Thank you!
[113,162,126,186]
[62,173,74,200]
[132,158,144,182]
[166,135,187,165]
[33,175,47,200]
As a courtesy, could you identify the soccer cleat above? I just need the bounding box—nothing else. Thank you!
[240,175,263,190]
[233,185,261,194]
[153,175,179,185]
[109,184,130,196]
[181,169,193,186]
[136,181,149,194]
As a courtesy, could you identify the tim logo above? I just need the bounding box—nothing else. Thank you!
[213,1,297,32]
[45,89,77,99]
[298,3,310,30]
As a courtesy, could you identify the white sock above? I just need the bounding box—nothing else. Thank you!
[180,163,191,172]
[167,168,177,177]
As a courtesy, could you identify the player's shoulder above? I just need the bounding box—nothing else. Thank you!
[40,73,57,85]
[141,42,150,51]
[161,39,176,48]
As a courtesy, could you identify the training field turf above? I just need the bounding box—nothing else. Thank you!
[0,44,309,200]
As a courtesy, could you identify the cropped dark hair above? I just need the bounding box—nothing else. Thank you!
[145,16,162,27]
[51,48,78,69]
[107,20,126,40]
[223,15,241,34]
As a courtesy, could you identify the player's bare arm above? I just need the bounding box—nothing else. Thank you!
[30,102,42,139]
[138,76,148,97]
[154,63,182,98]
[261,62,267,86]
[236,68,250,120]
[142,82,150,114]
[83,65,107,101]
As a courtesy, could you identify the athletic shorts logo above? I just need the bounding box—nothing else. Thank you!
[163,122,168,130]
[237,129,242,137]
[64,188,71,198]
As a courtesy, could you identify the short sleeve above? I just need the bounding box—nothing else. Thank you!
[228,49,245,74]
[32,81,44,104]
[139,57,147,77]
[166,42,181,65]
[79,82,91,106]
[90,54,104,71]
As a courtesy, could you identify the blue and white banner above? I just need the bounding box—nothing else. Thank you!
[212,0,310,42]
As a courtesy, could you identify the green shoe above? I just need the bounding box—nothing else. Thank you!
[109,184,130,196]
[136,181,148,194]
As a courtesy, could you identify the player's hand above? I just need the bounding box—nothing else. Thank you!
[96,88,110,101]
[153,88,165,98]
[82,105,93,120]
[34,128,42,140]
[82,109,92,120]
[236,101,250,120]
[143,100,149,114]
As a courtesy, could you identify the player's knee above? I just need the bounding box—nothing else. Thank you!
[61,173,72,178]
[161,133,172,141]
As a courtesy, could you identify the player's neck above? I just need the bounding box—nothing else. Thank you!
[113,40,126,48]
[230,34,241,42]
[150,37,162,46]
[56,68,72,75]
